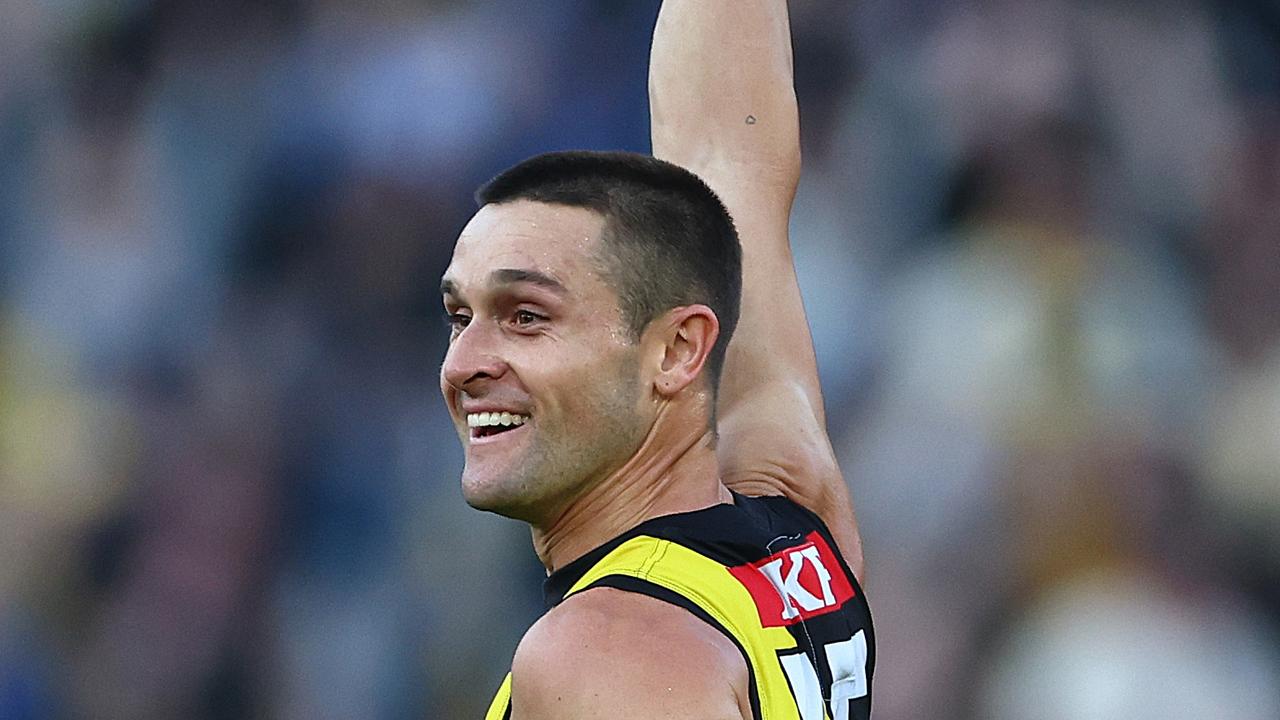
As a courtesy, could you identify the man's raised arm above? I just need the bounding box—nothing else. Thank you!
[650,0,863,578]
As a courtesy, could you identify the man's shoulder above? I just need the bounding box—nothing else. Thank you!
[509,587,748,719]
[515,587,745,684]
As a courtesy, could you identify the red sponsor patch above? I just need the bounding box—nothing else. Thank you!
[729,532,855,627]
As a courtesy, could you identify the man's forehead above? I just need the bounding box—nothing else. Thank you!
[456,199,605,250]
[445,200,607,291]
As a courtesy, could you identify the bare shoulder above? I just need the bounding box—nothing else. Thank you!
[509,587,749,720]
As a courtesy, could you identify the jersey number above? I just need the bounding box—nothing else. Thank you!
[779,630,868,720]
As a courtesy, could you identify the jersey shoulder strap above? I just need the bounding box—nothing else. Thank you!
[483,673,512,720]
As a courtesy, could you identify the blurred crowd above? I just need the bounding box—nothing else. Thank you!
[1,0,1277,718]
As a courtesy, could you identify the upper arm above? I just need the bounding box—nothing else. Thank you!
[649,1,863,578]
[510,588,748,720]
[649,1,815,416]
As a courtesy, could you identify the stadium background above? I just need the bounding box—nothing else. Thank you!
[2,0,1279,717]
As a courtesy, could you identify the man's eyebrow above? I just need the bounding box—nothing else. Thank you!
[440,269,568,298]
[490,268,568,294]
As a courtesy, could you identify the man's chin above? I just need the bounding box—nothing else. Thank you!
[461,472,541,522]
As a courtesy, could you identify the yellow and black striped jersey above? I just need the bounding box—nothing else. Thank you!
[485,492,875,720]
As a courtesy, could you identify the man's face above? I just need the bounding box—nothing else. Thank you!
[440,200,650,523]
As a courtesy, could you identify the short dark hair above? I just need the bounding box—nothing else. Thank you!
[476,150,742,394]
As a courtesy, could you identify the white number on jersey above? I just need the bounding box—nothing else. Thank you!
[779,630,868,720]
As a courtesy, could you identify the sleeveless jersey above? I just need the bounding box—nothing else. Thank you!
[484,493,875,720]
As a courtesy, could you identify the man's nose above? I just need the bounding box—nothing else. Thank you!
[442,322,508,392]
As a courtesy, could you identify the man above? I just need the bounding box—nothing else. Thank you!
[440,2,873,718]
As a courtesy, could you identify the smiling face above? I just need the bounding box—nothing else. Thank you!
[440,200,653,524]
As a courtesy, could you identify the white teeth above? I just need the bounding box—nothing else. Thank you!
[466,412,530,428]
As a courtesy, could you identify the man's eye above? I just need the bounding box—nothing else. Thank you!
[447,312,471,331]
[513,310,545,327]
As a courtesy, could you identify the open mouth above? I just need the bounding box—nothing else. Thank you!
[467,412,529,440]
[473,424,520,439]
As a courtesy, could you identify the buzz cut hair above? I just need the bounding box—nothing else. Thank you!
[475,150,742,395]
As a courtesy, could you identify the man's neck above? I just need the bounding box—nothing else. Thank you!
[531,415,730,573]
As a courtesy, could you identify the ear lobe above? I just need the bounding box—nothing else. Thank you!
[654,305,719,398]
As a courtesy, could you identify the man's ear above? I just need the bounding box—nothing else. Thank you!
[648,305,719,398]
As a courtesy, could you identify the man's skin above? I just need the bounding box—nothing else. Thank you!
[440,2,862,717]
